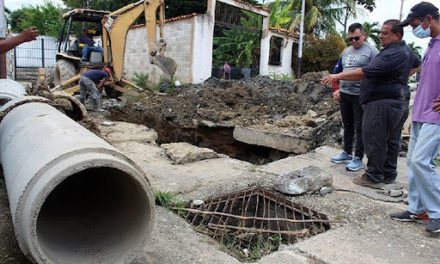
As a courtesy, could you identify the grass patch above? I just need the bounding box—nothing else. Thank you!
[268,72,294,81]
[154,190,187,216]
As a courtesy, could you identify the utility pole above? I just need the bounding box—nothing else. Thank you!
[0,0,6,78]
[296,0,305,79]
[399,0,405,21]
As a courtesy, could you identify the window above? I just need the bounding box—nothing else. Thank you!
[269,36,283,65]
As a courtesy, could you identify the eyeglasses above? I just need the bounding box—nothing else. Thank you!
[348,35,362,42]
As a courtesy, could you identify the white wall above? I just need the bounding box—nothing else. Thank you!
[266,32,294,77]
[191,14,214,83]
[260,31,295,77]
[124,19,194,84]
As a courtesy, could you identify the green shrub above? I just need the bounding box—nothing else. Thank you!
[132,72,155,91]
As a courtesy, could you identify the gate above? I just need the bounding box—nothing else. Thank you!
[14,35,58,69]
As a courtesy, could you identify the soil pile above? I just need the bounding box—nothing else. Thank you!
[107,71,341,151]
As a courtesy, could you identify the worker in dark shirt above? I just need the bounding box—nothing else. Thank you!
[78,28,104,61]
[322,19,420,187]
[79,68,111,111]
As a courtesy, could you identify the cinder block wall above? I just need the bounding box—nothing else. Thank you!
[124,19,194,85]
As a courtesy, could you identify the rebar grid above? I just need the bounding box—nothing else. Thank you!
[178,188,333,260]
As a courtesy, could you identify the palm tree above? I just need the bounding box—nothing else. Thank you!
[407,42,423,59]
[212,11,262,68]
[268,0,295,28]
[362,21,381,49]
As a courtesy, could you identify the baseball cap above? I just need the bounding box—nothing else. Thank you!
[103,68,112,75]
[399,2,439,27]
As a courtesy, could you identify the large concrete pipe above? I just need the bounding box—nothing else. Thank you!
[0,79,27,104]
[0,96,155,264]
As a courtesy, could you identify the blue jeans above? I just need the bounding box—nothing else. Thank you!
[79,76,101,107]
[407,121,440,219]
[82,45,104,60]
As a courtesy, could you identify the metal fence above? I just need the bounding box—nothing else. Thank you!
[14,35,58,68]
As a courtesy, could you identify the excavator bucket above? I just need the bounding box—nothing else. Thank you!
[152,54,177,80]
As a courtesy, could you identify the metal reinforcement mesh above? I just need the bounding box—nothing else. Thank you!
[175,188,336,261]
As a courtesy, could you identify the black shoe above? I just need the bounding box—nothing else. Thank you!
[426,218,440,233]
[390,211,429,223]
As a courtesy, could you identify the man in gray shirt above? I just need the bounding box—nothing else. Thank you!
[331,23,379,171]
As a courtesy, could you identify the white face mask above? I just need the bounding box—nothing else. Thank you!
[412,22,431,38]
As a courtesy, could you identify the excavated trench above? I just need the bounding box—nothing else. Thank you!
[109,109,290,164]
[106,73,342,164]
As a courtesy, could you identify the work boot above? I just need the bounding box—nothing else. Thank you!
[352,173,384,189]
[330,151,352,163]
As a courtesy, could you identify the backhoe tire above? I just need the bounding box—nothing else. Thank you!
[54,59,77,88]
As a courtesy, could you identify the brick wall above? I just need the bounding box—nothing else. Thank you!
[124,19,194,85]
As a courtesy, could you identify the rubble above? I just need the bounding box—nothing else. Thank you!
[161,142,223,164]
[273,166,332,195]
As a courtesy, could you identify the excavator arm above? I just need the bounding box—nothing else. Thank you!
[101,0,176,81]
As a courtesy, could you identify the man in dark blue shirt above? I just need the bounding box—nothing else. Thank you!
[322,19,420,187]
[78,28,104,61]
[79,68,111,111]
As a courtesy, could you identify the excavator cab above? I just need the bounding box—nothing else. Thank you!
[54,9,109,87]
[54,0,177,97]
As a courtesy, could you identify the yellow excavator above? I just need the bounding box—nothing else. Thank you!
[53,0,176,97]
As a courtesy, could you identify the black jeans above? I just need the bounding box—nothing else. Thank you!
[340,92,363,159]
[362,98,408,183]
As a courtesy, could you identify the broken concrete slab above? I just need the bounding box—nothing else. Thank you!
[107,139,273,196]
[273,166,332,195]
[99,121,158,144]
[132,206,240,264]
[258,249,309,264]
[233,125,313,154]
[161,142,222,164]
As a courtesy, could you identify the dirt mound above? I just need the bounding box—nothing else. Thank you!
[107,72,341,152]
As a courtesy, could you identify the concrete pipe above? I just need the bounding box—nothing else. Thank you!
[0,79,27,105]
[0,96,155,264]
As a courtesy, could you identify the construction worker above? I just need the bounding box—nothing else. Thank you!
[78,28,104,61]
[79,68,111,111]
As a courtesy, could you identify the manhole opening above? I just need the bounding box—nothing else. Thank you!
[173,188,332,262]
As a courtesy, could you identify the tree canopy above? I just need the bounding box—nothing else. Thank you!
[8,2,63,37]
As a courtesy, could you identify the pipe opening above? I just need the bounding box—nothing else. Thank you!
[36,167,151,263]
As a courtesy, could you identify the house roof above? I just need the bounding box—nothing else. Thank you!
[269,27,299,38]
[226,0,271,12]
[129,13,201,29]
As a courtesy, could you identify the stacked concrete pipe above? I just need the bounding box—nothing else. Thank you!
[0,80,155,264]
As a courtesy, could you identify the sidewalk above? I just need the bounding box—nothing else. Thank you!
[0,117,438,264]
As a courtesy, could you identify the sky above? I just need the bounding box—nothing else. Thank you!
[4,0,439,52]
[5,0,65,11]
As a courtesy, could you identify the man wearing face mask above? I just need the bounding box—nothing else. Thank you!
[390,2,440,234]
